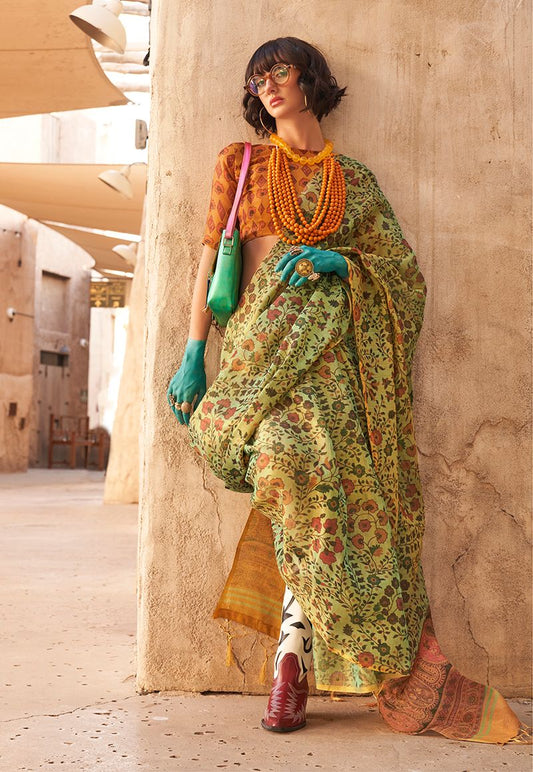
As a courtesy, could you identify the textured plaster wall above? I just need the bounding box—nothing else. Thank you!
[139,0,532,696]
[0,208,36,472]
[0,214,92,470]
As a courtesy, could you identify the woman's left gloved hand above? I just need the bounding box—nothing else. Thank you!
[275,245,348,286]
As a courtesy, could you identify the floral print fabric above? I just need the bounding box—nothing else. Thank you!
[189,155,430,690]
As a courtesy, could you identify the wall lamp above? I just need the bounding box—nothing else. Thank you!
[7,308,35,322]
[69,0,126,54]
[112,242,138,266]
[97,162,146,199]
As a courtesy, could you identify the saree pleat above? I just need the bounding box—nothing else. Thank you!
[188,156,527,744]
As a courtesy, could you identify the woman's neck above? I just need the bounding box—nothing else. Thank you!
[273,113,325,152]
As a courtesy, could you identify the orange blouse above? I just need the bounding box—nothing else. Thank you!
[202,142,322,249]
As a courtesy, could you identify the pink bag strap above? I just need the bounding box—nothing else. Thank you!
[224,141,252,237]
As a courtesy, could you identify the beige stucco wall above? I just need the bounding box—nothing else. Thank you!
[0,210,93,470]
[0,213,92,471]
[138,0,532,697]
[0,207,36,472]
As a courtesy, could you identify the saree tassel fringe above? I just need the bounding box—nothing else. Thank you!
[258,649,269,686]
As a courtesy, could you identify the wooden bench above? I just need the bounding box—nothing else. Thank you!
[48,414,109,470]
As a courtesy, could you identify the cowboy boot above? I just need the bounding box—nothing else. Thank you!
[261,586,312,732]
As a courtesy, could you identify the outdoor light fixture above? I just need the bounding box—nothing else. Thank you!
[112,242,138,266]
[6,307,34,322]
[69,0,126,54]
[98,165,133,198]
[135,119,149,150]
[97,162,145,199]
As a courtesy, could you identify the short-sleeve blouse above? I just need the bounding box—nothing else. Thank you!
[202,141,322,249]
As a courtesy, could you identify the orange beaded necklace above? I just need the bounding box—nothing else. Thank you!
[267,133,346,246]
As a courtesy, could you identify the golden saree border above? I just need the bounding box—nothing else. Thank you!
[213,507,285,639]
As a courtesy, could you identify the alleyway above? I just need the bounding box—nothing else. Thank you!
[0,470,531,771]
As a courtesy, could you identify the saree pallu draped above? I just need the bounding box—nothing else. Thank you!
[188,157,525,744]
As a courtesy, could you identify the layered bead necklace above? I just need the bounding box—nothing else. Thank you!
[267,132,346,246]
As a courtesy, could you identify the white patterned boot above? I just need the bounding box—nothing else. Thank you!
[261,586,313,732]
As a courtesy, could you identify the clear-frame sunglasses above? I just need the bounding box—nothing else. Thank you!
[245,63,294,97]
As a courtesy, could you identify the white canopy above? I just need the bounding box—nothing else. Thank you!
[0,162,145,234]
[45,223,138,273]
[1,0,128,119]
[0,162,145,270]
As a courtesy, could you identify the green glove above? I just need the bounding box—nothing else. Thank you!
[167,338,207,426]
[276,245,349,285]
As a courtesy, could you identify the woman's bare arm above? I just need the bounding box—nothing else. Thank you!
[188,244,216,340]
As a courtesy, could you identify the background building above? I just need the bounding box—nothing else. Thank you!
[0,1,149,473]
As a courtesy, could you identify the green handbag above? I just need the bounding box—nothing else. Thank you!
[205,141,252,327]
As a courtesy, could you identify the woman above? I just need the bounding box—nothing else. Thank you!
[167,37,529,743]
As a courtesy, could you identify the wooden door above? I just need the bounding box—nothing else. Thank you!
[35,352,71,467]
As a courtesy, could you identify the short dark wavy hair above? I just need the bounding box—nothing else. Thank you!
[242,37,347,138]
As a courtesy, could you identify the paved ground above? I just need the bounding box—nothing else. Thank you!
[0,470,531,771]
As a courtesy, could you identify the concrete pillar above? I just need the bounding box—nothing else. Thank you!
[138,0,531,696]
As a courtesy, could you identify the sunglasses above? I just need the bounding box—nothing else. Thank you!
[245,63,294,97]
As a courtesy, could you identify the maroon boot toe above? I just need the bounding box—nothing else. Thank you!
[261,652,309,732]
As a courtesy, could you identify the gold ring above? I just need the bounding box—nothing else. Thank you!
[294,257,314,278]
[289,246,303,256]
[181,401,192,413]
[308,272,321,281]
[169,395,176,406]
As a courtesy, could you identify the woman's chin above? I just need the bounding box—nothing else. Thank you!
[268,106,300,123]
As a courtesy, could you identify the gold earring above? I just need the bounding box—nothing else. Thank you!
[259,106,271,134]
[304,93,308,109]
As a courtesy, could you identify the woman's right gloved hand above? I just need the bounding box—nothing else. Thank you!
[167,338,207,426]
